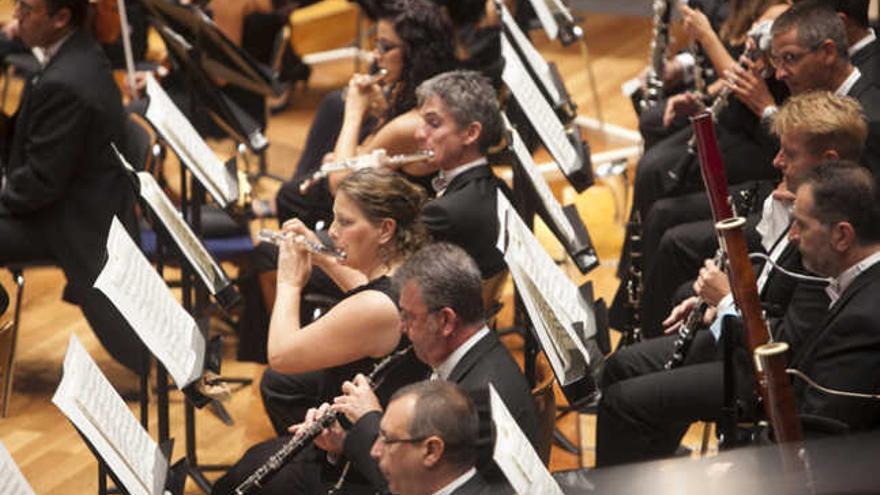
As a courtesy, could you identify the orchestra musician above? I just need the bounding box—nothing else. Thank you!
[635,0,880,337]
[596,90,865,467]
[370,380,501,495]
[259,168,431,435]
[0,0,147,373]
[270,0,457,228]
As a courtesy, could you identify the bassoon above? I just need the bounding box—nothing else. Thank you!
[690,112,802,444]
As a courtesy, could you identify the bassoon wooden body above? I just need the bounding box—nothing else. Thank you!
[690,112,802,444]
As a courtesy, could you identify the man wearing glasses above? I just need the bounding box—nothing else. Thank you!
[371,380,497,495]
[0,0,144,373]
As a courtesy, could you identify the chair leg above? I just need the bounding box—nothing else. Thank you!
[1,269,24,417]
[700,421,714,456]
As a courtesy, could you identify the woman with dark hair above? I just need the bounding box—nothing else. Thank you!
[269,0,457,228]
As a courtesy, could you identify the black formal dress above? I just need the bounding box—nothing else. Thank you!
[422,165,508,279]
[0,29,146,373]
[595,243,830,467]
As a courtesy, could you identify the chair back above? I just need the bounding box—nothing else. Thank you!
[531,352,557,466]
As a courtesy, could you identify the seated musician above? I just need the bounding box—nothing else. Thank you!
[370,380,498,495]
[0,0,147,373]
[595,90,866,467]
[213,243,536,495]
[270,0,457,228]
[259,168,431,435]
[635,1,880,337]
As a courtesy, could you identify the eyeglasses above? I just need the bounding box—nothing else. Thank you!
[768,44,821,70]
[374,39,401,55]
[377,431,430,446]
[399,307,442,331]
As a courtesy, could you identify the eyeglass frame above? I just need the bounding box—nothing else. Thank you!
[376,429,432,446]
[768,41,826,70]
[374,39,402,55]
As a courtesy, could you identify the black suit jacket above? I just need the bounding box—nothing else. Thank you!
[0,29,133,300]
[451,472,500,495]
[846,75,880,179]
[343,331,539,491]
[852,37,880,87]
[422,165,508,279]
[788,262,880,431]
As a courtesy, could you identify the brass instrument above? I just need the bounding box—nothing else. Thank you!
[639,0,673,112]
[256,229,347,260]
[297,149,435,193]
[233,346,413,495]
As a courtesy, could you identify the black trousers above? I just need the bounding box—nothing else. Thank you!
[595,329,751,467]
[0,215,148,374]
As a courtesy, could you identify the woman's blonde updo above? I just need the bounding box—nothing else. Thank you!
[336,168,429,258]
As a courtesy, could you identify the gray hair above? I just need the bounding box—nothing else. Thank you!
[771,1,849,60]
[416,70,503,153]
[392,243,485,326]
[390,380,479,470]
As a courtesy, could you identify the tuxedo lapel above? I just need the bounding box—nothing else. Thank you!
[443,165,494,195]
[447,333,496,384]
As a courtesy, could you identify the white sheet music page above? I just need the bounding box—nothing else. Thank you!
[52,335,168,495]
[490,384,564,495]
[496,194,594,381]
[144,73,238,208]
[136,171,224,295]
[525,0,559,40]
[0,441,35,495]
[505,118,576,245]
[500,38,579,176]
[499,5,562,104]
[94,217,206,388]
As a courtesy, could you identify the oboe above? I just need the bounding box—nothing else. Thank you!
[233,346,413,495]
[256,229,347,260]
[297,149,435,193]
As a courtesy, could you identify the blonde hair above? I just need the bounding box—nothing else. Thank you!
[771,91,867,160]
[336,168,429,259]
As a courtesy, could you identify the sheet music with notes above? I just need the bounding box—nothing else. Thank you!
[490,384,564,495]
[0,441,35,495]
[504,116,577,247]
[135,168,228,296]
[52,335,168,495]
[144,74,238,208]
[501,37,579,177]
[499,4,562,105]
[94,217,205,388]
[496,194,593,384]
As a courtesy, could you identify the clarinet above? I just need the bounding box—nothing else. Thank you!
[297,150,435,193]
[233,346,413,495]
[639,0,673,112]
[664,249,725,369]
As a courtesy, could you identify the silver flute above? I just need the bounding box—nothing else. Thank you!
[256,229,347,260]
[233,346,413,495]
[297,149,435,193]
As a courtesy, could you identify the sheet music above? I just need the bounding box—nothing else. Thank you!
[144,74,238,208]
[52,335,168,495]
[496,195,594,385]
[490,384,564,495]
[525,0,560,40]
[499,4,562,105]
[504,116,577,246]
[94,217,205,388]
[0,442,35,495]
[135,168,228,295]
[501,37,579,176]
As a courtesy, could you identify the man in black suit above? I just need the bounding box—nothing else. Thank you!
[595,91,864,467]
[415,70,508,280]
[0,0,144,372]
[787,162,880,431]
[370,380,497,495]
[819,0,879,85]
[635,2,880,337]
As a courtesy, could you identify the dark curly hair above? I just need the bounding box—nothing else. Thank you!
[336,168,429,259]
[382,0,458,120]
